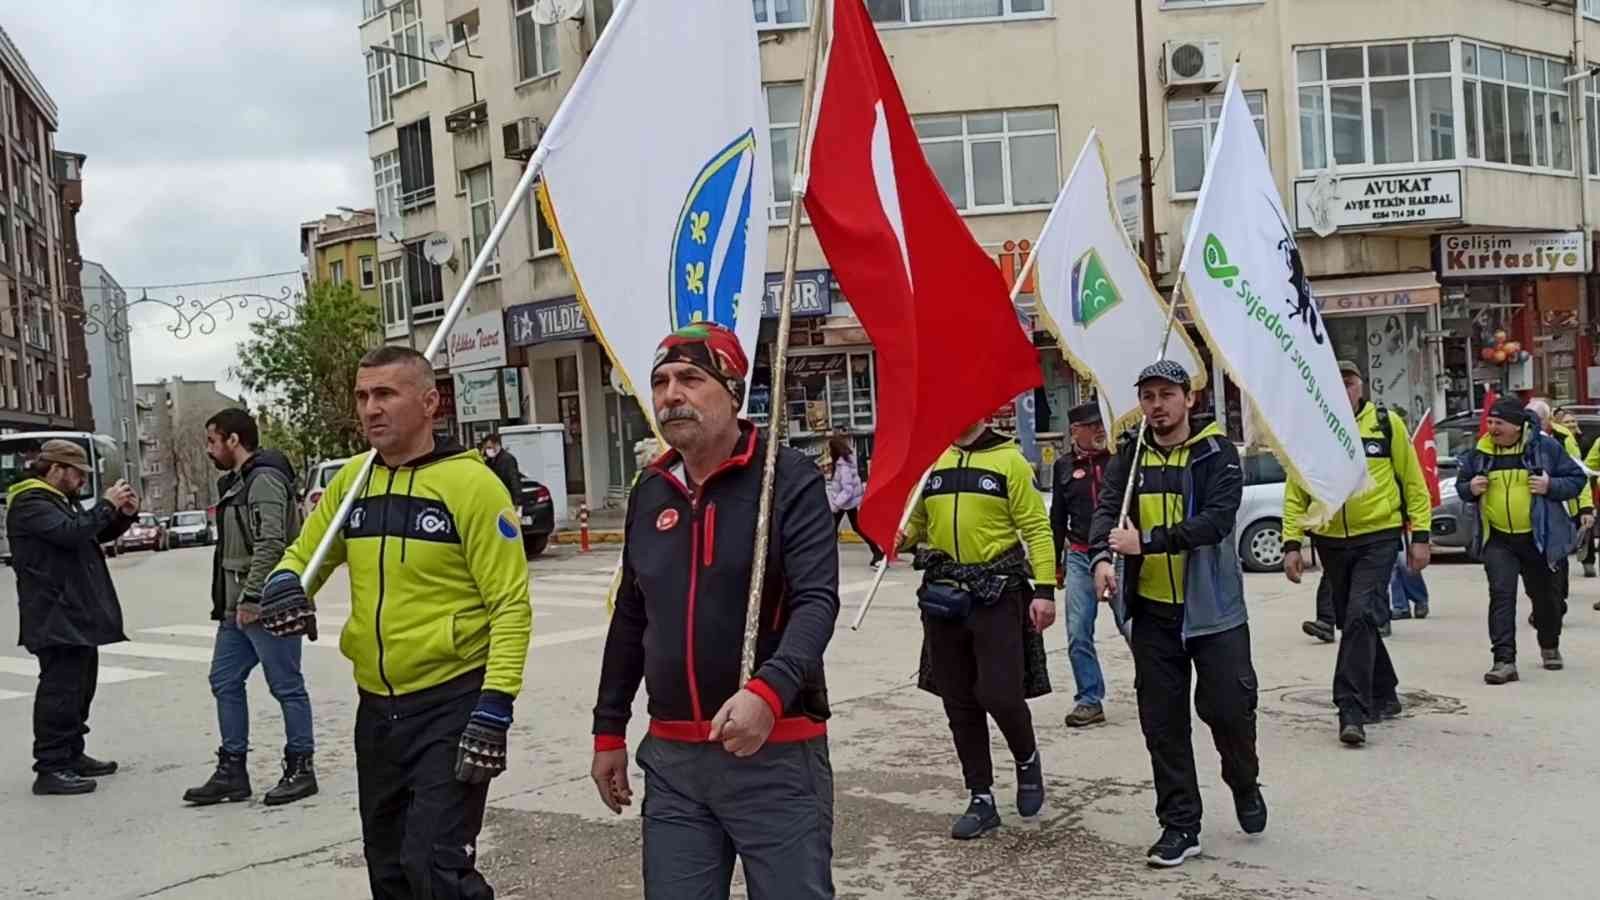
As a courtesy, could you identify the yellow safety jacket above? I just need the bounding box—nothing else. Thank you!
[1283,401,1432,548]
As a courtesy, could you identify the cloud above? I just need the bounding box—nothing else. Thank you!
[4,0,372,396]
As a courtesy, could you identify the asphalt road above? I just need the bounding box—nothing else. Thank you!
[1,543,1596,899]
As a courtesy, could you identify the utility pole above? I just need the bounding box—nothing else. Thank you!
[1135,0,1160,276]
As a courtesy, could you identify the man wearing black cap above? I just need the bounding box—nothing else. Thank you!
[1090,361,1263,868]
[1455,397,1586,683]
[1282,360,1432,746]
[591,322,840,896]
[1051,401,1110,727]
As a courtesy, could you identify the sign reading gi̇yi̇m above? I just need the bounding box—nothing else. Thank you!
[1439,232,1588,277]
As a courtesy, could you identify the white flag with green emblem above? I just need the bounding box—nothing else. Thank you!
[1178,67,1366,519]
[1034,130,1205,432]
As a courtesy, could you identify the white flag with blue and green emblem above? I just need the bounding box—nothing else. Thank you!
[534,0,769,406]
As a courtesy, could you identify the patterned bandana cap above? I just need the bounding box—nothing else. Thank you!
[652,321,749,406]
[1134,359,1191,390]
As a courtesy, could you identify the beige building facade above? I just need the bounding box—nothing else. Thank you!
[360,0,1600,506]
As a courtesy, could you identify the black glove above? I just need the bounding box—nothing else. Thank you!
[455,691,513,784]
[260,571,317,639]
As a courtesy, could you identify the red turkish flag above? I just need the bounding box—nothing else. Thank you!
[1412,410,1442,509]
[803,0,1041,551]
[1477,389,1499,438]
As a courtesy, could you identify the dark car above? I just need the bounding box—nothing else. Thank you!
[518,478,556,558]
[116,513,168,554]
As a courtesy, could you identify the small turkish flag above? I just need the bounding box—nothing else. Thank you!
[1413,410,1442,509]
[1477,389,1499,439]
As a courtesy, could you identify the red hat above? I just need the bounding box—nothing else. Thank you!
[652,322,749,405]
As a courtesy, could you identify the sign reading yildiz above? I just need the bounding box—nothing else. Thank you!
[446,309,508,371]
[506,296,591,347]
[1292,169,1462,234]
[1439,232,1588,278]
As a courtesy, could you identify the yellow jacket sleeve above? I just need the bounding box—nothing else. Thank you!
[1389,411,1433,531]
[272,456,356,595]
[459,475,533,698]
[1563,433,1593,512]
[1005,450,1055,586]
[1586,437,1600,474]
[1282,475,1310,548]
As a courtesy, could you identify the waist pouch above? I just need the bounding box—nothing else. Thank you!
[917,580,974,621]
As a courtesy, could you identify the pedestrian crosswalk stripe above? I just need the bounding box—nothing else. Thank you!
[0,656,163,684]
[138,624,220,640]
[97,641,216,663]
[0,688,28,701]
[533,575,617,588]
[529,625,612,648]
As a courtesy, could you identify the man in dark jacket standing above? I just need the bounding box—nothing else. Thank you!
[481,434,525,506]
[1051,401,1110,728]
[8,440,137,795]
[591,323,840,898]
[183,408,317,807]
[1090,361,1264,868]
[1456,398,1586,682]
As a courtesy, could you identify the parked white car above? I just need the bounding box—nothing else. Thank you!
[302,458,350,519]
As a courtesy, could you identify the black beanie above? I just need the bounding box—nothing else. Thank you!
[1489,397,1526,425]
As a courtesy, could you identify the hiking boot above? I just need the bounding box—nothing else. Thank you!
[1146,827,1201,867]
[950,793,1001,840]
[1302,620,1335,643]
[1015,753,1045,818]
[1413,604,1429,620]
[70,753,118,778]
[1391,609,1413,620]
[1339,721,1367,746]
[1585,562,1596,578]
[32,770,96,796]
[1378,621,1392,638]
[1234,786,1267,835]
[1541,648,1564,671]
[1364,699,1403,724]
[183,749,251,806]
[262,752,318,806]
[1063,703,1105,728]
[1483,661,1519,685]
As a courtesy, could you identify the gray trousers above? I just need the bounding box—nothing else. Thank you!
[637,734,834,900]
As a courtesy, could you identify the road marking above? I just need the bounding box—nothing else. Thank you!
[139,625,220,640]
[0,656,163,684]
[0,688,29,701]
[97,641,216,663]
[533,575,617,588]
[841,578,904,594]
[529,625,612,648]
[535,596,608,610]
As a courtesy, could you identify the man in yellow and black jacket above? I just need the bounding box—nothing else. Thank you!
[261,346,531,900]
[1282,361,1432,747]
[900,422,1056,841]
[1528,399,1593,620]
[1089,360,1260,868]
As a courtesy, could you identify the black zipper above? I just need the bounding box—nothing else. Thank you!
[953,450,967,563]
[1160,447,1178,601]
[374,467,395,698]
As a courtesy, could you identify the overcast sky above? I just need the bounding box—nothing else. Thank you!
[6,0,370,398]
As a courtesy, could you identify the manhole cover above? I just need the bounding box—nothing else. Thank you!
[1265,686,1465,718]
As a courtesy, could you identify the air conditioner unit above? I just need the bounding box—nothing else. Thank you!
[503,116,544,163]
[1162,39,1225,87]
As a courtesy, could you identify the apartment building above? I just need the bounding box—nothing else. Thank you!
[299,208,381,308]
[134,376,242,516]
[359,0,1600,507]
[80,260,141,493]
[0,26,87,434]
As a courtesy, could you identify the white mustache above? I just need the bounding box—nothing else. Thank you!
[659,406,701,424]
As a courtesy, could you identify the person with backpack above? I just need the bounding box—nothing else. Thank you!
[183,408,318,807]
[1283,361,1431,747]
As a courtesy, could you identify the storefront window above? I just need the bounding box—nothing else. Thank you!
[556,356,585,496]
[1325,312,1433,425]
[781,351,876,436]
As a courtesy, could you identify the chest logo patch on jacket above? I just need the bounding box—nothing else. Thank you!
[656,508,680,532]
[343,496,462,544]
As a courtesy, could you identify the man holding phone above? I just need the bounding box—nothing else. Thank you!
[8,441,138,795]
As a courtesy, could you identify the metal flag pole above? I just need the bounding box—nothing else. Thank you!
[850,247,1044,631]
[299,143,555,590]
[739,0,829,685]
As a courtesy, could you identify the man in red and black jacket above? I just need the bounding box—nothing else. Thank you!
[590,322,840,899]
[1050,401,1111,728]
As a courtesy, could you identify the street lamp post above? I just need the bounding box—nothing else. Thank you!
[1135,0,1160,276]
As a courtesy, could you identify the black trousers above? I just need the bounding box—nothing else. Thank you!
[1318,540,1400,723]
[833,509,883,560]
[32,646,99,774]
[924,592,1037,792]
[1485,531,1559,664]
[1131,606,1259,833]
[1314,576,1335,628]
[355,681,493,900]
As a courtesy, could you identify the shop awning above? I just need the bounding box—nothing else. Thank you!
[1310,272,1441,318]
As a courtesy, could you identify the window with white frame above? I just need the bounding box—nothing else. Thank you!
[362,0,385,18]
[1161,0,1261,7]
[914,108,1058,212]
[754,0,805,28]
[1170,92,1266,195]
[450,14,479,48]
[360,255,376,288]
[380,257,407,334]
[404,240,445,320]
[389,1,425,91]
[867,0,1047,26]
[397,118,435,209]
[366,49,393,128]
[513,0,560,82]
[1296,41,1461,171]
[463,165,500,277]
[1584,77,1600,176]
[1460,42,1571,171]
[330,259,346,285]
[766,83,802,221]
[1586,0,1600,21]
[529,177,557,255]
[373,150,401,222]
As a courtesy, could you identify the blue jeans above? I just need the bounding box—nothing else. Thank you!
[210,619,314,755]
[1063,549,1106,706]
[1389,550,1429,614]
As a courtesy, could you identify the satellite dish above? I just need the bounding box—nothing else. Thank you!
[423,231,456,266]
[609,362,630,396]
[426,33,451,62]
[532,0,583,26]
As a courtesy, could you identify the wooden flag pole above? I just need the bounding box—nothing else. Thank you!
[739,0,829,685]
[300,143,554,590]
[850,248,1043,631]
